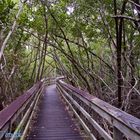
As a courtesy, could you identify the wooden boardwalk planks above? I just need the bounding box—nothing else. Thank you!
[27,85,83,140]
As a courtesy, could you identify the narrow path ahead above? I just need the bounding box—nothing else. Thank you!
[27,85,83,140]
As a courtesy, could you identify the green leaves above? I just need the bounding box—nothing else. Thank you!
[0,0,15,28]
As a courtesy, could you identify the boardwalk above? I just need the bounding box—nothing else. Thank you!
[27,85,83,140]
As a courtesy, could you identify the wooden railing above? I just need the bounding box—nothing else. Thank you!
[45,77,57,86]
[57,79,140,140]
[0,79,45,140]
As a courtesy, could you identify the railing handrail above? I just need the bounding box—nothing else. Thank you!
[57,79,140,139]
[0,81,43,130]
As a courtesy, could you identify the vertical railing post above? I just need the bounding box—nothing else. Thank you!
[5,121,12,140]
[113,126,123,140]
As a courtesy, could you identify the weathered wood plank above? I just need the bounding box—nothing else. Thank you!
[0,80,44,140]
[11,87,43,140]
[58,80,140,140]
[57,84,112,140]
[27,85,83,140]
[0,82,41,130]
[57,85,97,140]
[113,127,123,140]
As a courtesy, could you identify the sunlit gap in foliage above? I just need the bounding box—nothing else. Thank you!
[66,6,74,15]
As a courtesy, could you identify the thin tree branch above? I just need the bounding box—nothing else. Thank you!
[112,15,140,22]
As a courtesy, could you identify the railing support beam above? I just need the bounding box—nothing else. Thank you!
[113,127,123,140]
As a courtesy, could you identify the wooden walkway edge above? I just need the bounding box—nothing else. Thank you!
[27,85,83,140]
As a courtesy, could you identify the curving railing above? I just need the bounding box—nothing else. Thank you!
[57,79,140,140]
[0,79,45,140]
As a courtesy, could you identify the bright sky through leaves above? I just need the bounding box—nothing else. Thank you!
[67,6,74,15]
